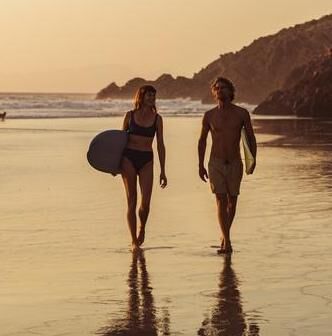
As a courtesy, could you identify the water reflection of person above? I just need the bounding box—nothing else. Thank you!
[198,255,260,336]
[99,250,170,336]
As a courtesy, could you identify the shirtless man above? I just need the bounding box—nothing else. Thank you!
[198,77,257,253]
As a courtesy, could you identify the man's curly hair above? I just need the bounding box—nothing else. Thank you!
[211,77,235,101]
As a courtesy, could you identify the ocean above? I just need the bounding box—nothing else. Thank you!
[0,92,257,119]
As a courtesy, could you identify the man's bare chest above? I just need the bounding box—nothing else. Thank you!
[209,114,242,133]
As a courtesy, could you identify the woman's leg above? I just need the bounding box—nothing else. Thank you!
[137,161,154,246]
[121,157,139,250]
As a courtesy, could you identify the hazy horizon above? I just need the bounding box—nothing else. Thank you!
[1,0,331,93]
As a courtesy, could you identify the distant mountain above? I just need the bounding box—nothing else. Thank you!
[96,14,332,104]
[253,53,332,117]
[96,74,200,100]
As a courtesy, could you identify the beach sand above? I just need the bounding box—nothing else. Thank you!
[1,117,331,335]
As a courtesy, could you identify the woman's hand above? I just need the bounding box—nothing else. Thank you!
[160,173,167,188]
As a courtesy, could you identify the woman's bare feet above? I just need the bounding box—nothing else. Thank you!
[137,226,146,246]
[131,241,141,252]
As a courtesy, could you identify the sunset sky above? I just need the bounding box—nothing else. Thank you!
[1,0,331,93]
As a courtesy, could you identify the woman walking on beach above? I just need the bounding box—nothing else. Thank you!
[121,85,167,251]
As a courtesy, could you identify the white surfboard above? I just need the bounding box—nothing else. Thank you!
[241,127,255,175]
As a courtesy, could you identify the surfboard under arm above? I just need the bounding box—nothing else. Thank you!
[87,129,128,175]
[241,127,255,175]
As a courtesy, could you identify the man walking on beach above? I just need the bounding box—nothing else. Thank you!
[198,77,257,253]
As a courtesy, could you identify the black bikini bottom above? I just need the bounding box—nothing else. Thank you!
[123,148,153,173]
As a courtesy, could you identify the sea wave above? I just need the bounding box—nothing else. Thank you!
[0,93,256,119]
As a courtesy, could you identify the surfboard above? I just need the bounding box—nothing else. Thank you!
[241,127,255,175]
[87,130,128,175]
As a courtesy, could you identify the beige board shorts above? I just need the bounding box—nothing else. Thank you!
[208,158,243,196]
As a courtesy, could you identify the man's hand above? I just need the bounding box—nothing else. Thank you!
[199,166,209,182]
[160,173,167,188]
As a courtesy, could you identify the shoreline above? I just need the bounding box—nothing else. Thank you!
[0,114,322,120]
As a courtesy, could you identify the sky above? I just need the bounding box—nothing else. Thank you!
[0,0,331,93]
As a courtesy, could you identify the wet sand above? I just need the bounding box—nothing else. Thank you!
[1,117,331,335]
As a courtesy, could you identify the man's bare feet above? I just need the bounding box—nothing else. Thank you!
[137,226,146,246]
[217,244,233,254]
[220,237,225,249]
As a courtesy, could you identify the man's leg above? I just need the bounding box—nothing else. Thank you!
[216,193,232,253]
[227,195,238,230]
[220,159,242,251]
[220,195,238,248]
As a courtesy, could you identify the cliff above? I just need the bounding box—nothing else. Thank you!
[96,14,332,104]
[253,53,332,117]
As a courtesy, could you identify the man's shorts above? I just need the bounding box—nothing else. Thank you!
[208,158,243,196]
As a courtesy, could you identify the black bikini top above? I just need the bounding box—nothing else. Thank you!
[127,110,158,138]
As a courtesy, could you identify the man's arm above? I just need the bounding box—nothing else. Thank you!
[243,110,257,173]
[198,112,210,182]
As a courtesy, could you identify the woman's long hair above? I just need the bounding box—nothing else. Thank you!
[134,85,157,113]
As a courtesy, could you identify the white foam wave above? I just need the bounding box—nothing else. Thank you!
[0,93,255,119]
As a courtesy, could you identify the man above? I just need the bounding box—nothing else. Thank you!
[198,77,257,254]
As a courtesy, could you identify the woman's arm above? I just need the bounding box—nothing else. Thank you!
[156,115,167,188]
[122,111,131,131]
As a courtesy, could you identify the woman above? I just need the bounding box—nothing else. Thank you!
[122,85,167,251]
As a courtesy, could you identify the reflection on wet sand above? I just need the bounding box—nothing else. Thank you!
[254,118,332,192]
[98,251,170,336]
[198,255,260,336]
[253,118,332,146]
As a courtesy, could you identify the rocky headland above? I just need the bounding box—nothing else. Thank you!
[253,53,332,117]
[96,14,332,115]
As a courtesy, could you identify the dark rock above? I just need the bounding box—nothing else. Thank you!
[253,54,332,117]
[96,82,120,99]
